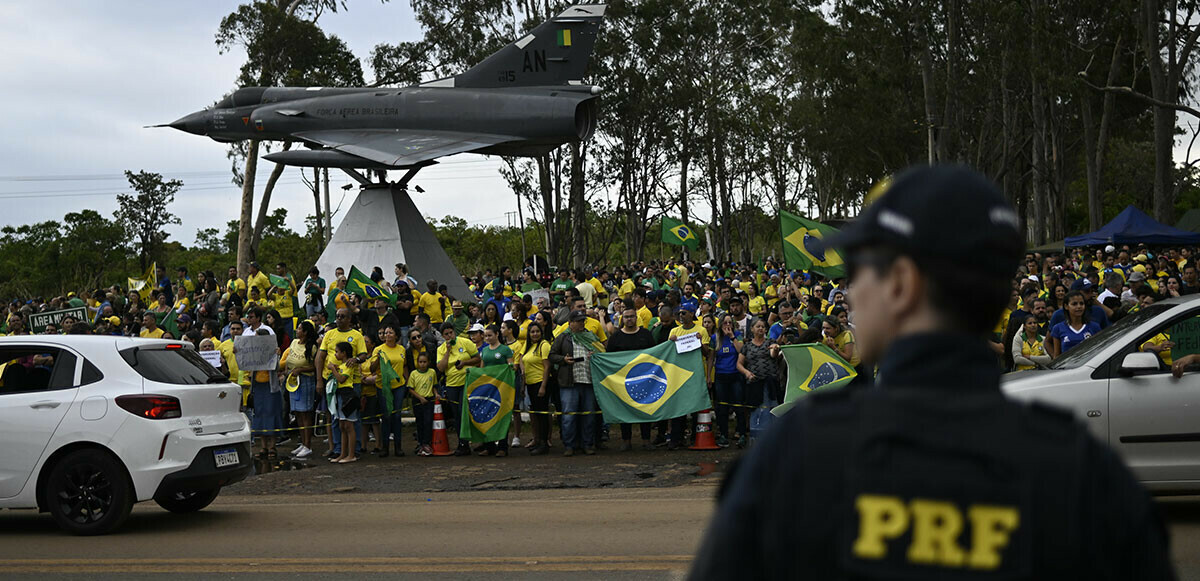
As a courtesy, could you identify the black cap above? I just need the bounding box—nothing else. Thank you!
[823,165,1023,278]
[568,310,588,322]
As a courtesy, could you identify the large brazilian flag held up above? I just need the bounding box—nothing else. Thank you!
[661,216,700,250]
[460,364,517,442]
[780,210,846,279]
[590,342,710,424]
[772,343,857,416]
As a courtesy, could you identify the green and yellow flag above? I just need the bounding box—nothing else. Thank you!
[267,273,292,290]
[347,266,395,306]
[155,308,179,339]
[590,342,710,424]
[378,354,401,417]
[460,364,517,442]
[661,216,700,250]
[772,343,856,416]
[781,211,846,279]
[128,262,157,302]
[557,29,572,46]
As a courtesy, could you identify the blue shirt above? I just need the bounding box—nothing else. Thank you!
[714,336,739,374]
[680,296,699,315]
[486,297,511,317]
[1050,321,1101,354]
[1049,306,1109,330]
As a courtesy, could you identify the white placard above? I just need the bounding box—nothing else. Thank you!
[526,288,550,306]
[675,332,702,354]
[200,350,223,369]
[234,334,278,371]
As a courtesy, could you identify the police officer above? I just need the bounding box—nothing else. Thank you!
[689,166,1174,579]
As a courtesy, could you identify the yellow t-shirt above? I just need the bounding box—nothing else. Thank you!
[246,272,271,297]
[764,285,780,308]
[336,360,361,389]
[993,308,1012,337]
[1017,337,1046,371]
[408,288,423,316]
[618,279,635,300]
[226,278,246,297]
[418,292,446,323]
[835,329,860,367]
[216,338,245,386]
[281,342,315,375]
[669,323,710,345]
[359,360,378,397]
[1141,333,1174,366]
[637,306,653,329]
[372,343,407,388]
[436,336,479,387]
[521,340,552,385]
[507,339,526,365]
[747,296,766,316]
[408,368,437,399]
[140,327,165,339]
[319,328,366,380]
[552,317,609,342]
[588,277,607,307]
[173,297,190,312]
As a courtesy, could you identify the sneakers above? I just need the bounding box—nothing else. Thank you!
[641,442,655,451]
[291,443,306,454]
[651,435,667,447]
[511,436,521,448]
[293,445,313,459]
[417,446,433,457]
[716,435,730,448]
[736,435,747,449]
[619,441,633,452]
[584,447,597,455]
[530,445,548,456]
[563,448,575,457]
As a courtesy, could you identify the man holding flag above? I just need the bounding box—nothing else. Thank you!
[691,166,1172,579]
[548,310,605,456]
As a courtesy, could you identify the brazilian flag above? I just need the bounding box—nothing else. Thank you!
[590,342,710,424]
[378,354,401,417]
[267,273,292,290]
[662,216,700,250]
[460,364,516,442]
[347,265,396,306]
[772,343,856,416]
[781,211,846,279]
[325,287,346,321]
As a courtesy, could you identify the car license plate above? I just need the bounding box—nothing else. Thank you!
[214,448,239,468]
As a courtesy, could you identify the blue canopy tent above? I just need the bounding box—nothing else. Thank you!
[1065,205,1200,247]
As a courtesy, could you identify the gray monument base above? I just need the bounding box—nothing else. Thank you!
[314,184,470,301]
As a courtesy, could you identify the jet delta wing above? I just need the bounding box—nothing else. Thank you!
[162,5,607,170]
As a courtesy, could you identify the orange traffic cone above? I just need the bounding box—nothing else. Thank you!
[431,399,454,456]
[689,409,721,450]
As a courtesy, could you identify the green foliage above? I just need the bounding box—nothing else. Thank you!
[114,171,182,270]
[216,2,364,87]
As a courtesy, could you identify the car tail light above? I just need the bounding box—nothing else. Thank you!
[165,344,183,350]
[116,395,182,419]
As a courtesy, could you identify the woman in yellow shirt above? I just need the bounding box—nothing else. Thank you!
[1011,317,1051,371]
[746,283,766,317]
[371,326,407,457]
[279,321,318,458]
[327,341,363,464]
[519,322,553,455]
[821,317,859,367]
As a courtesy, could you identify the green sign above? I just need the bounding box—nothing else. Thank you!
[27,307,89,334]
[1171,316,1200,359]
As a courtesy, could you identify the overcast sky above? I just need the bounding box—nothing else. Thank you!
[0,0,523,245]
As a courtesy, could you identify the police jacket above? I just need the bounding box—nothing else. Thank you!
[689,332,1174,580]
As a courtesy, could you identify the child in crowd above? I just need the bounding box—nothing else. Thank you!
[408,352,437,456]
[327,341,362,464]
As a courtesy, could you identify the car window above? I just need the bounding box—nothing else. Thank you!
[1049,304,1171,370]
[1132,313,1200,374]
[119,346,226,385]
[0,346,78,394]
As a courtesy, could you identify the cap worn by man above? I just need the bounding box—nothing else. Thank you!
[569,310,588,322]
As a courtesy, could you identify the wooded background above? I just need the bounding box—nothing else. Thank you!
[5,0,1200,297]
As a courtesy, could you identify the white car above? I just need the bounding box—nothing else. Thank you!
[0,335,251,534]
[1002,295,1200,494]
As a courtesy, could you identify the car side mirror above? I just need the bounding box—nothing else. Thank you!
[1119,352,1161,377]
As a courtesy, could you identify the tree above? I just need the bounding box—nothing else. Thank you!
[216,0,365,276]
[115,170,182,271]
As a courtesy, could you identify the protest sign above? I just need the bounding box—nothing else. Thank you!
[234,334,278,371]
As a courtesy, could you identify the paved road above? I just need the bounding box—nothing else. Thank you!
[0,486,713,580]
[2,486,1200,579]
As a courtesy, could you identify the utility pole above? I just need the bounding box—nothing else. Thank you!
[322,168,332,244]
[515,192,529,277]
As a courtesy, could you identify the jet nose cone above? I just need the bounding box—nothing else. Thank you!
[166,110,208,135]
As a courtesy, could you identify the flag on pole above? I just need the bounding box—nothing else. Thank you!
[267,273,292,289]
[772,343,856,416]
[346,266,396,306]
[661,217,700,250]
[460,364,517,442]
[780,211,846,279]
[157,308,179,338]
[590,342,710,424]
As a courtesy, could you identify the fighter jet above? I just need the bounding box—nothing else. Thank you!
[160,4,605,171]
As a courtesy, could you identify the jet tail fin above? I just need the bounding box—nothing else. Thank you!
[427,4,606,89]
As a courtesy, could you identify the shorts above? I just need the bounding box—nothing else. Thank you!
[361,393,382,425]
[289,374,317,412]
[332,384,361,422]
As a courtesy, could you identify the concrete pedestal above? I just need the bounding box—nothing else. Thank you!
[314,184,470,300]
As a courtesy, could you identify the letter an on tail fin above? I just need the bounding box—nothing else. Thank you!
[427,4,606,89]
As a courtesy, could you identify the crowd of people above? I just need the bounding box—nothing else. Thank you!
[2,242,1198,462]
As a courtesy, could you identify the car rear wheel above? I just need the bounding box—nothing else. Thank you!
[154,487,220,513]
[45,449,133,535]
